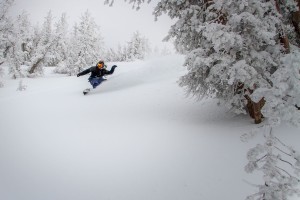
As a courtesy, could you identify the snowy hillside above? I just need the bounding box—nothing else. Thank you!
[0,55,299,200]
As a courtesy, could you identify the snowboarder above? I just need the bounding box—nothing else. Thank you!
[77,60,117,95]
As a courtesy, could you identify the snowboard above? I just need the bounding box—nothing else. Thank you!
[83,88,91,95]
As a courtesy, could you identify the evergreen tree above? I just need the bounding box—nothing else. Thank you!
[27,10,57,76]
[49,13,69,67]
[67,23,80,75]
[126,31,150,61]
[122,45,129,61]
[68,10,105,75]
[0,0,14,64]
[0,0,14,85]
[252,51,300,126]
[7,11,33,79]
[116,44,125,61]
[53,13,71,74]
[105,48,118,62]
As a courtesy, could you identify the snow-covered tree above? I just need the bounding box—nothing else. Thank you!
[160,45,172,56]
[252,50,300,126]
[245,127,300,200]
[7,11,33,79]
[126,31,150,61]
[49,13,69,67]
[53,13,71,74]
[116,44,128,61]
[0,0,14,63]
[105,48,118,62]
[68,10,105,75]
[165,0,289,121]
[0,0,14,85]
[66,23,80,74]
[27,11,58,77]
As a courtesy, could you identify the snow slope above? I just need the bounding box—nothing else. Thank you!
[0,55,299,200]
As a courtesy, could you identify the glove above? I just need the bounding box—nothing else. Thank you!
[112,65,117,68]
[77,74,80,77]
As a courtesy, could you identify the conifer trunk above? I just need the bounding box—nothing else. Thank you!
[245,95,266,124]
[28,58,44,74]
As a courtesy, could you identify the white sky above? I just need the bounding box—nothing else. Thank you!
[9,0,175,49]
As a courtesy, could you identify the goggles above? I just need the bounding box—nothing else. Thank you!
[97,63,104,68]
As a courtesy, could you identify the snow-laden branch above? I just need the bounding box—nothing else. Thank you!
[245,127,300,200]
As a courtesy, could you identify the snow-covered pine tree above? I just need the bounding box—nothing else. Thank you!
[116,44,126,61]
[53,13,71,74]
[118,44,130,62]
[252,50,300,126]
[67,23,80,75]
[27,10,58,76]
[0,0,14,86]
[68,10,105,75]
[0,0,14,64]
[105,48,118,62]
[162,0,287,122]
[126,31,150,61]
[7,11,33,79]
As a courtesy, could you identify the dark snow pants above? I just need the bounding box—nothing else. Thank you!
[88,77,106,89]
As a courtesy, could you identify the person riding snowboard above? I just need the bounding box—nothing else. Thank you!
[77,60,117,94]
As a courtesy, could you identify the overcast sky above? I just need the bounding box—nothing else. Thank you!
[9,0,175,49]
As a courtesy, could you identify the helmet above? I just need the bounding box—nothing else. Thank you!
[97,60,104,69]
